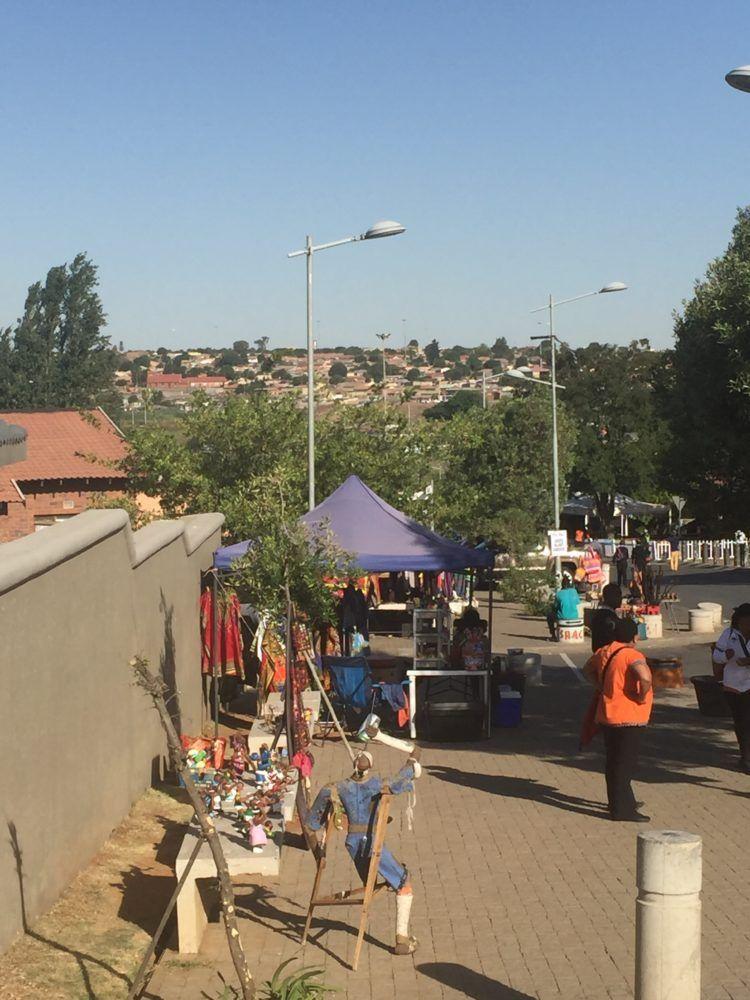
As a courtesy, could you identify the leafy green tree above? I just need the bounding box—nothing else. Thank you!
[233,340,250,361]
[447,362,469,380]
[424,339,441,365]
[431,394,577,553]
[231,471,356,627]
[492,336,511,358]
[424,389,481,421]
[0,253,117,409]
[328,361,348,383]
[556,340,671,530]
[316,403,432,516]
[406,367,421,381]
[124,393,307,540]
[666,206,750,529]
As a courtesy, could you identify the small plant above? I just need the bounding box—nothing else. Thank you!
[500,565,554,617]
[259,958,336,1000]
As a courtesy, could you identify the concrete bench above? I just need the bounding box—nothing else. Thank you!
[174,780,297,953]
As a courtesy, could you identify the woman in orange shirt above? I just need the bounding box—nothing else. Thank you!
[583,618,653,822]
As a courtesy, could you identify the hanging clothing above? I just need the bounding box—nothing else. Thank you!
[200,587,244,679]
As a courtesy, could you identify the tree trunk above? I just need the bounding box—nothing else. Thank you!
[131,656,255,999]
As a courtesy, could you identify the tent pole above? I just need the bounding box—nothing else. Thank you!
[468,569,475,605]
[212,570,220,739]
[487,568,494,666]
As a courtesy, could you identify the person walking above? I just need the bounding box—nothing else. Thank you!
[713,603,750,773]
[613,539,629,589]
[546,577,581,642]
[583,617,653,821]
[590,583,622,652]
[631,535,651,598]
[667,532,681,573]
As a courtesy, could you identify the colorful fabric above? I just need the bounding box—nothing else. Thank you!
[200,587,244,678]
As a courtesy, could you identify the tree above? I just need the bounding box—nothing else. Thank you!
[217,348,242,368]
[233,340,250,361]
[431,394,577,553]
[447,362,469,381]
[492,336,511,359]
[666,206,750,530]
[231,471,355,627]
[406,367,421,382]
[123,393,307,540]
[556,340,671,530]
[316,403,433,516]
[408,338,419,349]
[424,389,481,421]
[0,253,117,409]
[424,339,441,365]
[254,336,269,354]
[329,361,348,384]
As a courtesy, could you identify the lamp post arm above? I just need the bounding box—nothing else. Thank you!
[288,235,361,258]
[530,289,599,313]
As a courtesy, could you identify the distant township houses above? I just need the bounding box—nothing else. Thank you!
[115,346,549,409]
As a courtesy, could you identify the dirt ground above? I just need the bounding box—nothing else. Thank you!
[0,787,196,1000]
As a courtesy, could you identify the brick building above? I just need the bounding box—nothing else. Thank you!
[0,409,128,542]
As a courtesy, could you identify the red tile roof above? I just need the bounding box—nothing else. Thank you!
[0,409,128,501]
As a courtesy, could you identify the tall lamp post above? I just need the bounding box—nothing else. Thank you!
[288,220,405,510]
[530,282,627,581]
[376,331,391,409]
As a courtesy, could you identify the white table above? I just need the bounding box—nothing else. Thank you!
[406,669,490,739]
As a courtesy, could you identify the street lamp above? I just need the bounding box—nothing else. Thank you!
[376,332,391,409]
[288,221,405,510]
[480,366,564,408]
[530,282,627,581]
[726,66,750,92]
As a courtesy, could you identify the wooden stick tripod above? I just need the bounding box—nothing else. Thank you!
[301,788,393,972]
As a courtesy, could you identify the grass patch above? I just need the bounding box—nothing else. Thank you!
[0,787,192,999]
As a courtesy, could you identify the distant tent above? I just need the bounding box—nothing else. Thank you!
[563,493,668,518]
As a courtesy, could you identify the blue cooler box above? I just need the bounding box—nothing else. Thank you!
[492,689,523,727]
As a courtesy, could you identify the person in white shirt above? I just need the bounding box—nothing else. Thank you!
[712,602,750,773]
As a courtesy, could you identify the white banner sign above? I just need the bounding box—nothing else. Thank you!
[548,529,568,556]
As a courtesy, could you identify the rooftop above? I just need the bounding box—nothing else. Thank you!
[0,408,128,500]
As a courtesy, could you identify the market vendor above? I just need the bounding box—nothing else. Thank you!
[301,749,421,955]
[546,578,581,642]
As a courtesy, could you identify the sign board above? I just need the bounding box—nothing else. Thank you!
[548,529,568,556]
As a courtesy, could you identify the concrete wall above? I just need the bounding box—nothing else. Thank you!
[0,508,223,952]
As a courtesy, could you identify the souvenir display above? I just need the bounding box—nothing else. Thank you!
[182,730,298,851]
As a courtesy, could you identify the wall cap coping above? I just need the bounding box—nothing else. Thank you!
[0,509,225,595]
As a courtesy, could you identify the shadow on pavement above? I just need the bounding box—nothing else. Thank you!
[426,663,742,805]
[417,962,534,998]
[427,765,608,819]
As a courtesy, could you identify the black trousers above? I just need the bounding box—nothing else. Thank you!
[724,690,750,765]
[602,725,643,818]
[615,562,627,588]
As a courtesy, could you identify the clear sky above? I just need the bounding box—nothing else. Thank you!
[2,0,749,351]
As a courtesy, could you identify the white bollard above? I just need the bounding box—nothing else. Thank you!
[635,830,702,1000]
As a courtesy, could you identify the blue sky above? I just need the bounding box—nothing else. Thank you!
[1,0,749,351]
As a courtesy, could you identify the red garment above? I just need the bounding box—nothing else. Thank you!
[200,588,244,678]
[397,691,410,730]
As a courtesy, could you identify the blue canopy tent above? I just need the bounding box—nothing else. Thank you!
[300,475,494,573]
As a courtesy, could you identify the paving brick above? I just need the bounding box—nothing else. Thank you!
[149,667,750,998]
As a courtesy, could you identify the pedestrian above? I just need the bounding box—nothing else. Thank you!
[667,532,681,573]
[590,583,622,652]
[712,603,750,773]
[613,539,629,589]
[631,535,651,598]
[583,617,653,821]
[735,529,747,568]
[546,577,581,642]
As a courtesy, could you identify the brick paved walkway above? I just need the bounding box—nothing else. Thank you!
[149,663,750,1000]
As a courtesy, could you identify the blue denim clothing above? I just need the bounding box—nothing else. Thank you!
[305,764,415,890]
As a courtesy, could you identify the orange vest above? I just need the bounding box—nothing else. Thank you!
[594,642,652,726]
